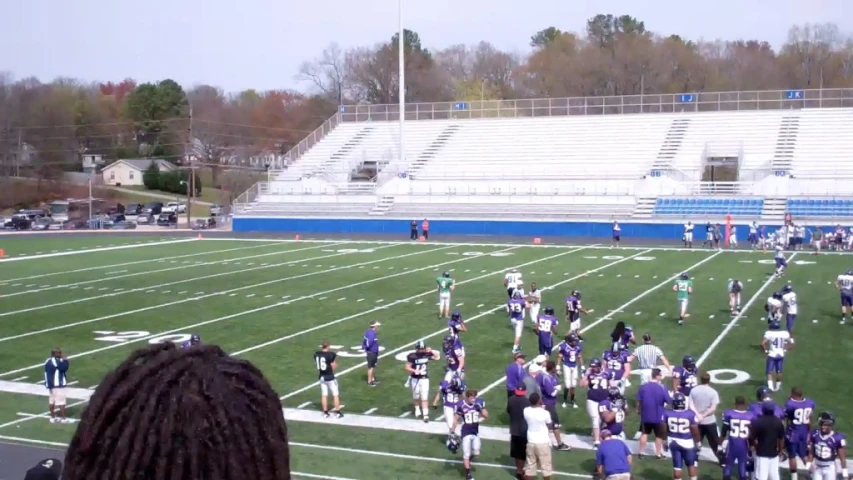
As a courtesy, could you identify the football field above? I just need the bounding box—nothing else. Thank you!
[0,235,850,480]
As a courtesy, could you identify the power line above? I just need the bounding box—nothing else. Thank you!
[193,119,318,134]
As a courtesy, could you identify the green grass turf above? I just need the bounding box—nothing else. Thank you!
[0,237,850,480]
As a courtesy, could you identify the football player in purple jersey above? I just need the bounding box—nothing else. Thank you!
[580,357,616,447]
[442,335,466,382]
[749,387,785,419]
[599,387,628,440]
[533,305,559,357]
[556,333,584,409]
[602,344,634,394]
[432,374,466,435]
[180,334,201,348]
[448,310,467,337]
[671,355,699,396]
[807,412,848,480]
[507,290,528,354]
[784,387,815,480]
[565,290,589,341]
[720,396,754,480]
[663,393,701,480]
[451,389,489,480]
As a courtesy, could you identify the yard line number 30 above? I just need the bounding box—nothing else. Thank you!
[93,330,193,345]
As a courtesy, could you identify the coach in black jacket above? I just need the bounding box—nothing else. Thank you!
[507,383,531,480]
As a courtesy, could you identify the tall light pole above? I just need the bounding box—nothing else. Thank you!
[398,0,405,168]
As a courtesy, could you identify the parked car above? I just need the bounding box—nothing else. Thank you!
[142,202,164,215]
[111,220,137,230]
[191,218,217,230]
[162,202,187,214]
[87,215,109,229]
[209,204,223,216]
[19,209,47,220]
[61,220,88,230]
[4,214,31,230]
[157,213,178,226]
[136,213,156,225]
[30,217,53,231]
[125,203,144,215]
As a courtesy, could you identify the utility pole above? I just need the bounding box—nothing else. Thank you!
[186,105,193,228]
[16,128,22,178]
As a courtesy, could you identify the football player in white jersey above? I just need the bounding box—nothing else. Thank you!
[504,269,522,298]
[729,225,738,248]
[526,282,542,324]
[727,279,744,315]
[774,245,788,277]
[781,284,798,332]
[761,316,793,392]
[835,269,853,324]
[766,291,783,324]
[683,222,694,248]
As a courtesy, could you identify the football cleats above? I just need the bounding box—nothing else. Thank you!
[818,412,836,434]
[682,355,696,372]
[446,434,460,454]
[543,305,555,316]
[756,386,771,401]
[672,392,688,410]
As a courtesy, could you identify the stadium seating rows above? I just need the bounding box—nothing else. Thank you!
[787,199,853,217]
[653,198,764,216]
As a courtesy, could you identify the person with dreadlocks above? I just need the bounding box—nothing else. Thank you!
[63,342,291,480]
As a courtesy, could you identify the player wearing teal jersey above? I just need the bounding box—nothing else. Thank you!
[672,273,693,325]
[437,272,456,319]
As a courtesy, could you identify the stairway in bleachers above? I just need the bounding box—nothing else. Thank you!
[770,115,800,172]
[651,118,692,171]
[407,124,462,179]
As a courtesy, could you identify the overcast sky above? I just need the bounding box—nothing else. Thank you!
[1,0,849,94]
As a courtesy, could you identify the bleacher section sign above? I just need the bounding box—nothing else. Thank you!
[785,90,804,100]
[453,102,468,111]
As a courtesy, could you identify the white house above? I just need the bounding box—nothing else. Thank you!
[101,159,177,186]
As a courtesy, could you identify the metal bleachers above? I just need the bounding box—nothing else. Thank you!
[653,198,764,216]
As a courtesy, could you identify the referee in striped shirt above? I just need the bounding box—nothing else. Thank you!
[632,334,671,385]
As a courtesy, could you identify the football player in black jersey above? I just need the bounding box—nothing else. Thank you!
[314,341,343,418]
[406,340,441,422]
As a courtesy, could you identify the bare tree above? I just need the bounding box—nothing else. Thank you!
[297,43,347,104]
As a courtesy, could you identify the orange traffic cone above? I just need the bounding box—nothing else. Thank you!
[295,234,301,241]
[0,249,4,258]
[419,235,426,241]
[197,233,202,239]
[533,237,542,245]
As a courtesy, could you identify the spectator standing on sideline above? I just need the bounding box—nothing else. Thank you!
[506,352,528,399]
[44,348,70,424]
[750,401,785,480]
[690,372,721,454]
[595,429,632,480]
[635,368,671,456]
[633,333,671,384]
[507,383,531,480]
[421,218,430,240]
[410,220,418,240]
[523,393,553,480]
[523,363,542,400]
[362,320,381,386]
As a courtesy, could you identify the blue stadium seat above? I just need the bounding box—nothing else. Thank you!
[652,197,765,217]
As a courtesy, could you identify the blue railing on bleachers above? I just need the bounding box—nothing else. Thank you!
[788,199,853,217]
[654,198,764,216]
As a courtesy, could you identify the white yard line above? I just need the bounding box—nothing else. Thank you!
[0,244,442,343]
[0,244,402,319]
[0,241,298,284]
[0,243,334,297]
[0,238,197,263]
[0,399,89,429]
[292,472,359,480]
[696,253,796,367]
[233,246,587,356]
[289,441,585,479]
[476,250,725,397]
[0,246,525,376]
[279,249,651,400]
